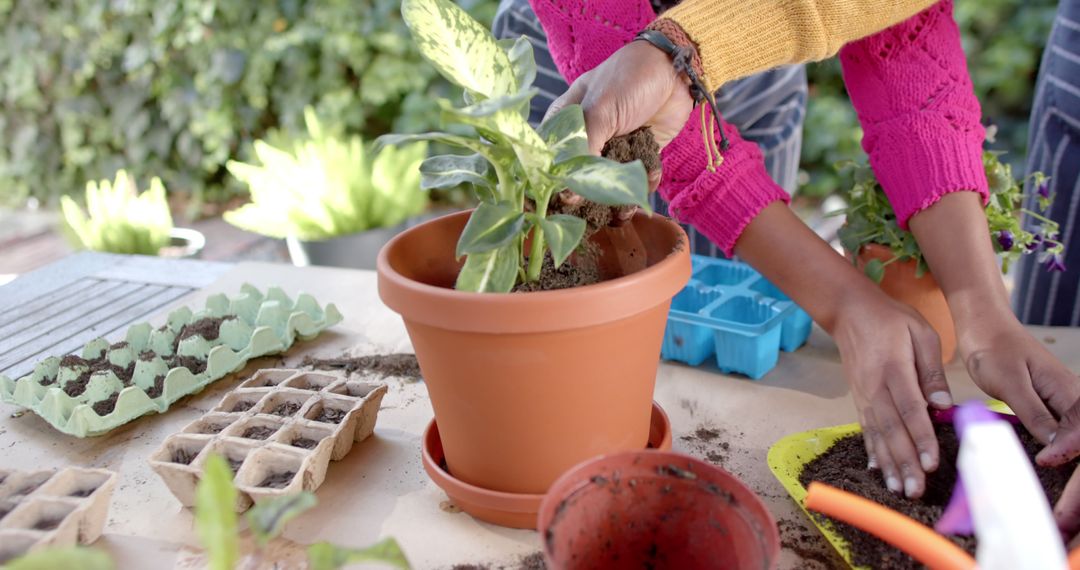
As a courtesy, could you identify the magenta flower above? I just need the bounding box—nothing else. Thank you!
[1046,253,1067,273]
[997,230,1014,251]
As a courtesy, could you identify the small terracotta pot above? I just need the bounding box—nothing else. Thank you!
[538,451,780,569]
[379,210,690,496]
[857,243,957,363]
[422,401,673,529]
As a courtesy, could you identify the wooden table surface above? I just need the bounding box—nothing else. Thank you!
[2,255,1079,569]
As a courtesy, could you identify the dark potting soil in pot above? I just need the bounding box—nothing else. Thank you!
[270,401,302,417]
[144,374,167,399]
[172,447,198,465]
[242,426,278,440]
[139,350,157,362]
[167,355,208,375]
[231,400,256,413]
[227,458,244,474]
[68,487,97,498]
[314,407,347,424]
[32,517,63,531]
[302,353,422,380]
[58,354,137,395]
[174,316,232,347]
[512,251,601,292]
[798,423,1075,569]
[91,392,120,416]
[290,437,320,450]
[258,471,296,489]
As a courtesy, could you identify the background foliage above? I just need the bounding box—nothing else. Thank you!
[798,0,1059,197]
[0,0,496,210]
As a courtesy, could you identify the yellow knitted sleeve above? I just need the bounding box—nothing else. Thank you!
[660,0,938,86]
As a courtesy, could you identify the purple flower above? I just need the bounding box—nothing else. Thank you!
[997,230,1014,251]
[1045,253,1067,273]
[1038,180,1051,199]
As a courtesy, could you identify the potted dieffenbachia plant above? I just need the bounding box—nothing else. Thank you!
[224,108,429,269]
[375,0,690,527]
[835,136,1063,361]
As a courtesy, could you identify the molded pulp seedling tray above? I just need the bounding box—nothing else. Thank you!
[662,255,812,379]
[766,401,1013,569]
[149,369,387,512]
[0,285,343,438]
[0,467,117,564]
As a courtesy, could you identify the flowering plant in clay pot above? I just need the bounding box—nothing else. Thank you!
[833,131,1063,361]
[375,0,690,528]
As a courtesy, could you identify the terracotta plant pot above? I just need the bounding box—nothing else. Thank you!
[857,243,957,363]
[538,451,780,569]
[378,210,690,496]
[421,401,674,529]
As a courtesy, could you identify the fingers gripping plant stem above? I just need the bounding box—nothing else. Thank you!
[378,0,652,293]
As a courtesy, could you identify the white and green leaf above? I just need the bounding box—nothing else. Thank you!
[563,156,652,211]
[456,201,526,257]
[246,492,317,547]
[538,104,588,164]
[497,36,537,97]
[540,214,586,268]
[402,0,517,99]
[420,153,495,199]
[455,241,520,293]
[194,455,239,570]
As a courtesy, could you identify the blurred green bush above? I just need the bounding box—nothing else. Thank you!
[799,0,1058,198]
[0,0,496,209]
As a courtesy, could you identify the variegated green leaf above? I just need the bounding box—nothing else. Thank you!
[402,0,517,99]
[246,492,317,546]
[420,154,494,194]
[540,214,586,268]
[456,241,519,293]
[538,104,588,164]
[456,201,525,257]
[563,156,652,211]
[378,132,501,167]
[497,37,537,96]
[307,538,411,570]
[439,98,551,177]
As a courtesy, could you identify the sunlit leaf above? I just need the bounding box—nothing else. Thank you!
[562,156,651,211]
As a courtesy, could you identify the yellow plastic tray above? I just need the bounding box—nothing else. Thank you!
[767,401,1011,569]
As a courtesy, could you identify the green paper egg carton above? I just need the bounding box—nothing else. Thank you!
[0,285,343,438]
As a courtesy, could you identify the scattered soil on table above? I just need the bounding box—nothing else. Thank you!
[242,426,278,440]
[258,471,296,489]
[58,354,136,395]
[302,353,422,380]
[231,400,255,413]
[680,425,742,468]
[68,487,96,498]
[172,448,198,465]
[798,423,1077,568]
[91,392,120,416]
[32,517,63,531]
[512,251,601,292]
[270,402,302,417]
[227,458,244,474]
[144,374,166,399]
[449,554,546,570]
[290,437,319,450]
[168,355,208,375]
[314,407,347,424]
[777,518,840,568]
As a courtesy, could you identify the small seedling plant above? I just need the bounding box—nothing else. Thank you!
[835,134,1065,282]
[195,454,411,570]
[378,0,652,293]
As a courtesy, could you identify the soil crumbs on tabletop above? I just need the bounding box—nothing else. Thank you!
[449,552,546,570]
[799,423,1076,569]
[303,353,421,381]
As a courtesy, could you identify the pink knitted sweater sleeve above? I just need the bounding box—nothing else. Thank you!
[839,0,988,229]
[530,0,789,256]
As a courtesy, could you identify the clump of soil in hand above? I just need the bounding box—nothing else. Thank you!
[512,251,601,292]
[302,353,422,380]
[242,426,278,440]
[231,400,255,413]
[291,437,320,450]
[315,407,347,424]
[799,424,1077,568]
[32,517,63,531]
[258,471,296,489]
[91,392,120,416]
[269,402,302,417]
[144,375,166,399]
[172,448,198,465]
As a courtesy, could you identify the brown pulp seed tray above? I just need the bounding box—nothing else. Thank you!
[0,467,117,564]
[149,369,387,511]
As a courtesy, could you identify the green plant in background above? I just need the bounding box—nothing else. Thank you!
[0,0,496,209]
[0,548,114,570]
[798,0,1058,199]
[60,170,173,255]
[379,0,650,292]
[195,454,410,570]
[223,108,428,241]
[834,130,1064,283]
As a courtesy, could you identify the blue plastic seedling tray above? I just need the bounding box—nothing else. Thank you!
[661,255,812,379]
